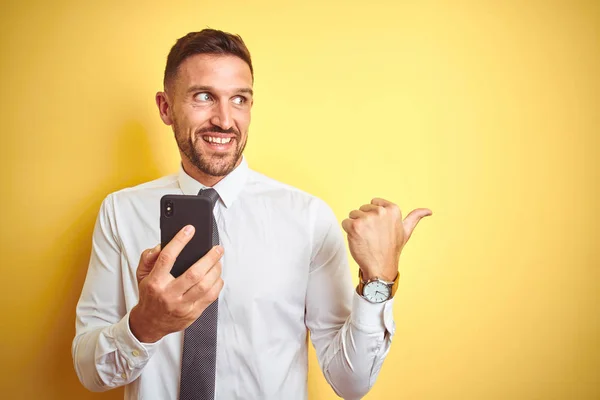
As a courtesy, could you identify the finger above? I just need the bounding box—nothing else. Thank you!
[137,244,162,283]
[359,204,381,213]
[370,198,394,208]
[348,209,367,219]
[372,198,403,220]
[150,225,195,278]
[187,277,225,312]
[341,218,353,234]
[182,259,223,302]
[144,244,162,267]
[171,245,224,295]
[402,208,433,242]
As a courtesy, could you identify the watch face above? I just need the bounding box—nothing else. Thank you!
[363,280,391,303]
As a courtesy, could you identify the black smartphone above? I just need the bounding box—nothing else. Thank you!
[160,194,214,278]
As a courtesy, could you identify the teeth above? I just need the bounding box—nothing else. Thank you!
[204,136,232,144]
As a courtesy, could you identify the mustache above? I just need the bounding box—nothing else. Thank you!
[196,126,239,136]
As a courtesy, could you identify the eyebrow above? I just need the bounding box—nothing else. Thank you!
[186,85,254,96]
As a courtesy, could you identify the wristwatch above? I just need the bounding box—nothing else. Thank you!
[358,269,399,303]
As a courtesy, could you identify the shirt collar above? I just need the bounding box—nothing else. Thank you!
[177,156,249,208]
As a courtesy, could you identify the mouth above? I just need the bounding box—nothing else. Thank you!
[201,134,236,151]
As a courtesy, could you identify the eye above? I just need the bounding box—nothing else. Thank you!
[195,92,212,102]
[232,96,246,105]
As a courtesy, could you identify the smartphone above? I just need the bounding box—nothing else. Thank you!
[160,194,214,278]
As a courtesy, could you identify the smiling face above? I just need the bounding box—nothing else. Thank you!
[156,54,254,182]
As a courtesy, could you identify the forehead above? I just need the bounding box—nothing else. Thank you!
[174,54,253,93]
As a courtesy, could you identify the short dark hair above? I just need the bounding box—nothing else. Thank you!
[163,29,253,89]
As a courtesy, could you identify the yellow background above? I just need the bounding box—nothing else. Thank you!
[1,0,598,399]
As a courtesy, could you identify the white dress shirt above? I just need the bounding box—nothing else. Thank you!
[72,157,396,400]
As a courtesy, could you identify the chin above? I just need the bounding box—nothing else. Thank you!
[198,153,240,177]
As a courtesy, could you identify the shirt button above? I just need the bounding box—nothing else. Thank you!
[132,350,140,357]
[121,373,127,379]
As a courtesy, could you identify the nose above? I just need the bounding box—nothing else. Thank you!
[210,102,234,130]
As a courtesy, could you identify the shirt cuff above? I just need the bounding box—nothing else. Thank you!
[111,309,161,369]
[350,291,396,336]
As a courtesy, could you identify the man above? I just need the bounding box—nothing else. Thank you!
[72,29,432,400]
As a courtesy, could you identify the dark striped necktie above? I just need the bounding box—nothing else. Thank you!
[179,188,220,400]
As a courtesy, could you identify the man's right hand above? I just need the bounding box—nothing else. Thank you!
[129,225,224,343]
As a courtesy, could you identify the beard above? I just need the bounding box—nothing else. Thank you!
[174,120,247,177]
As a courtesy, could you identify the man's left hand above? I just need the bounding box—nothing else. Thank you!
[342,198,432,282]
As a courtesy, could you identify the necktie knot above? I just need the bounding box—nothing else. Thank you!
[198,188,220,208]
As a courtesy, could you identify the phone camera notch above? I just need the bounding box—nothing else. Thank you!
[165,200,174,217]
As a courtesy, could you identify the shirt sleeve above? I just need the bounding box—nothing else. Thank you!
[71,194,160,392]
[305,199,396,400]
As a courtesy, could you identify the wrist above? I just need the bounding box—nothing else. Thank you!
[360,269,398,282]
[129,305,163,343]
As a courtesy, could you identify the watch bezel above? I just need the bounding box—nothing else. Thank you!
[358,269,399,303]
[361,278,393,303]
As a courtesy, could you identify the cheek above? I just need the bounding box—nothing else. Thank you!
[179,107,212,132]
[236,110,252,133]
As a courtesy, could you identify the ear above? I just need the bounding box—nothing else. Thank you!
[156,91,173,125]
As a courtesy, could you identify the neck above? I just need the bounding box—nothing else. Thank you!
[180,156,242,187]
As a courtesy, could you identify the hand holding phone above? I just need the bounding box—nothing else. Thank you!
[130,226,224,343]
